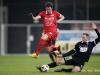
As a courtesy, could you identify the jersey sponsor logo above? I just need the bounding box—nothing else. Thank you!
[44,17,54,26]
[79,47,88,52]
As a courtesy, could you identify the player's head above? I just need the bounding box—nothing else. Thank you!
[82,33,89,42]
[45,2,53,14]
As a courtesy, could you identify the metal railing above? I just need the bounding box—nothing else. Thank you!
[0,20,100,55]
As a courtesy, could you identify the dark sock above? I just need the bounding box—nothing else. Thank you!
[62,68,72,72]
[48,62,57,68]
[49,54,55,62]
[52,52,57,57]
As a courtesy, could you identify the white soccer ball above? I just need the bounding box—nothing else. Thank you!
[41,65,49,72]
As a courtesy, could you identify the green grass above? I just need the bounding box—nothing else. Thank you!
[0,54,100,75]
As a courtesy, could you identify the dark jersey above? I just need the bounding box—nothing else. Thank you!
[63,29,100,65]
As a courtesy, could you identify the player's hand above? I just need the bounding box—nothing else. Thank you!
[29,13,34,17]
[29,12,32,15]
[29,12,35,23]
[92,23,97,29]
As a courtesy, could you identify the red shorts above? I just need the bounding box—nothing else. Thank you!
[45,32,57,47]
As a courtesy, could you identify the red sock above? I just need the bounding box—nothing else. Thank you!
[35,39,47,56]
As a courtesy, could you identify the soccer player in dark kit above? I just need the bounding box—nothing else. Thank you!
[30,2,64,60]
[37,23,100,72]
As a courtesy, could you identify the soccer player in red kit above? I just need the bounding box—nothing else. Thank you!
[31,2,64,58]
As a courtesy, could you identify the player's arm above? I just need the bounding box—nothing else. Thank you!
[92,23,100,45]
[57,14,65,23]
[92,23,100,38]
[29,13,41,21]
[32,15,41,21]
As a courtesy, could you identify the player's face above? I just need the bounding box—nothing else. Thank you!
[45,6,52,14]
[82,35,89,42]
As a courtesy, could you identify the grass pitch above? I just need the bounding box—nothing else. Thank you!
[0,54,100,75]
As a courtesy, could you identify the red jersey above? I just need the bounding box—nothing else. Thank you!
[39,10,61,33]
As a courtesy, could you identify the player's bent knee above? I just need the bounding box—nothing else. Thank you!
[72,66,81,72]
[41,34,48,40]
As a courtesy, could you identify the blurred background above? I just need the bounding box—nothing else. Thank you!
[0,0,100,55]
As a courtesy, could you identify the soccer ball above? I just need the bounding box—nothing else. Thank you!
[41,65,49,72]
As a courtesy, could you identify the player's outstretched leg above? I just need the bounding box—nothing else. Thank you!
[31,39,46,58]
[31,34,49,58]
[37,66,43,72]
[37,62,58,72]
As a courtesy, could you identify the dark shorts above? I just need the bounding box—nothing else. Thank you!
[64,58,85,70]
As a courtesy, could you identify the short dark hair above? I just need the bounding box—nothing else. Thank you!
[83,33,89,37]
[45,2,53,8]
